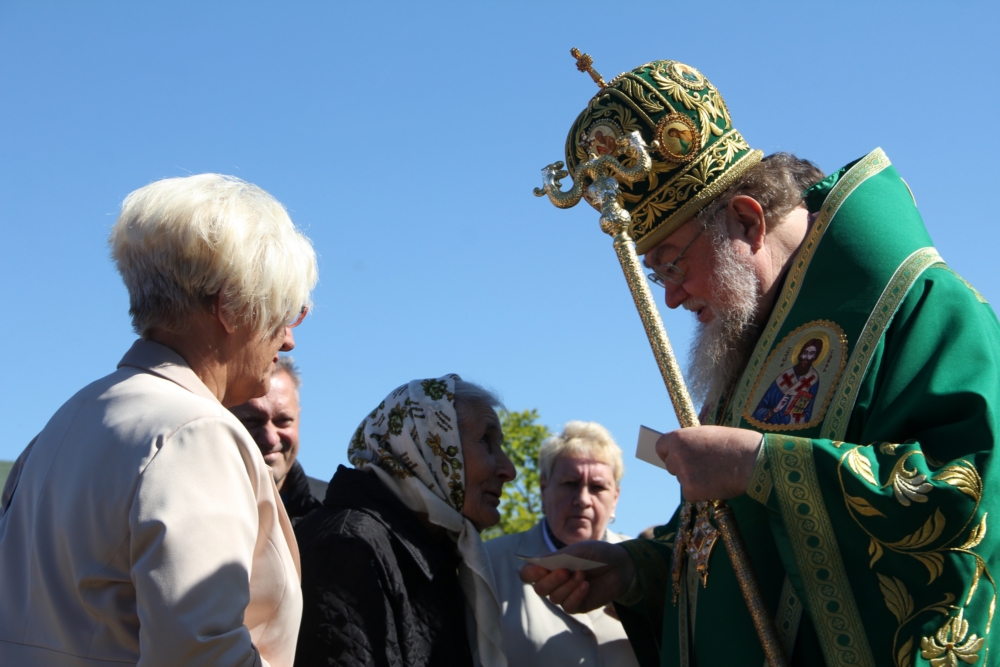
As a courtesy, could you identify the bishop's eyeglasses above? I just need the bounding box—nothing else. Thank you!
[645,218,711,288]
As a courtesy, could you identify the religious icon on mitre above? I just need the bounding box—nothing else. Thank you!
[667,62,708,89]
[579,119,623,158]
[744,320,848,431]
[655,113,701,163]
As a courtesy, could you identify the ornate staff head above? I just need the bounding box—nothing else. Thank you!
[535,49,763,254]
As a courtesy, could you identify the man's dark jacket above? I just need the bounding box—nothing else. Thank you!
[280,460,325,525]
[293,465,473,667]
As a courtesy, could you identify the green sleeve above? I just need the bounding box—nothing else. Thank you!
[753,268,1000,667]
[614,518,680,667]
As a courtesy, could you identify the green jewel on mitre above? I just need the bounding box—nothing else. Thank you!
[565,50,763,255]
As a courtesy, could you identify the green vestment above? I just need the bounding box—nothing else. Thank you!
[616,149,1000,667]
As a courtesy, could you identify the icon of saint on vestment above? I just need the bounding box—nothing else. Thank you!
[743,321,847,431]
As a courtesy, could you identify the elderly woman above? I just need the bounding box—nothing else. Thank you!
[294,375,515,667]
[485,421,638,667]
[0,175,317,667]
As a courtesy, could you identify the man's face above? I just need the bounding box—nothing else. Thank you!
[230,369,301,490]
[645,215,763,405]
[645,218,727,324]
[799,345,819,365]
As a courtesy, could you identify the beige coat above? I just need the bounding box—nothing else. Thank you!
[0,340,302,667]
[485,522,638,667]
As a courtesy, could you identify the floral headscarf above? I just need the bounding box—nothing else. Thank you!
[349,374,506,667]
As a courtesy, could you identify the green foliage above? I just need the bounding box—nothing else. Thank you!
[482,409,550,541]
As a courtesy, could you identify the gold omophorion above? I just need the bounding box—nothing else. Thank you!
[534,129,788,667]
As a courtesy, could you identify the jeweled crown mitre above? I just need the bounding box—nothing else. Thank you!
[564,52,763,254]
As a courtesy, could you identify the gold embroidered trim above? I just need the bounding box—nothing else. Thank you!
[747,439,772,505]
[762,576,803,667]
[728,148,892,427]
[820,248,944,440]
[769,435,876,666]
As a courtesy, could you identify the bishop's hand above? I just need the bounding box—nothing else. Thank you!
[656,426,761,502]
[656,425,763,501]
[519,541,635,614]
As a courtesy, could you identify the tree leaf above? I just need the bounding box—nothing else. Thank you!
[889,509,946,549]
[482,409,550,540]
[879,573,914,623]
[847,493,886,517]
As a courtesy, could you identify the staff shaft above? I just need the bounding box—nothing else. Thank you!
[612,232,699,428]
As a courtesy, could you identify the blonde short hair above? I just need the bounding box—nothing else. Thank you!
[539,421,624,486]
[110,174,318,337]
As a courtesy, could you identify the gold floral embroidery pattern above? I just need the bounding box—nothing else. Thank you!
[837,446,995,665]
[886,452,933,506]
[630,129,751,236]
[821,247,944,440]
[769,435,876,666]
[648,62,730,146]
[728,149,891,427]
[921,608,985,666]
[878,574,956,667]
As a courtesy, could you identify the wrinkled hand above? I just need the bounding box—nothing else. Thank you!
[519,541,635,614]
[656,426,762,501]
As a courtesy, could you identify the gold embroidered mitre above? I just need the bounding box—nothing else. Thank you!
[564,58,763,255]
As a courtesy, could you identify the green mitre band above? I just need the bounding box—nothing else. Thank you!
[564,59,762,255]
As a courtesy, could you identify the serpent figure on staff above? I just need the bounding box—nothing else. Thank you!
[527,48,1000,667]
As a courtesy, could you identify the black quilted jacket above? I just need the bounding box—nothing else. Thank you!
[280,460,325,525]
[294,466,474,667]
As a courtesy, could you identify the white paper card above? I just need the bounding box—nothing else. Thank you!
[636,425,666,469]
[517,552,606,571]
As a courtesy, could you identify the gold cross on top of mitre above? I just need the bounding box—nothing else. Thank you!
[570,47,606,89]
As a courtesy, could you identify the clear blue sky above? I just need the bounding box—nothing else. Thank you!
[2,1,997,538]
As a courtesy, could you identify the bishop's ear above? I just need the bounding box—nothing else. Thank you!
[727,195,767,252]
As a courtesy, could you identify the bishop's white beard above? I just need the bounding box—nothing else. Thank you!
[686,229,762,410]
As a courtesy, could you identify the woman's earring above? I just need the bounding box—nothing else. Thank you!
[610,514,616,524]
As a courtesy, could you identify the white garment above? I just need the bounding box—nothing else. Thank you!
[485,522,639,667]
[0,340,302,667]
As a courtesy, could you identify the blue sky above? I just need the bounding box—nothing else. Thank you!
[2,1,997,538]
